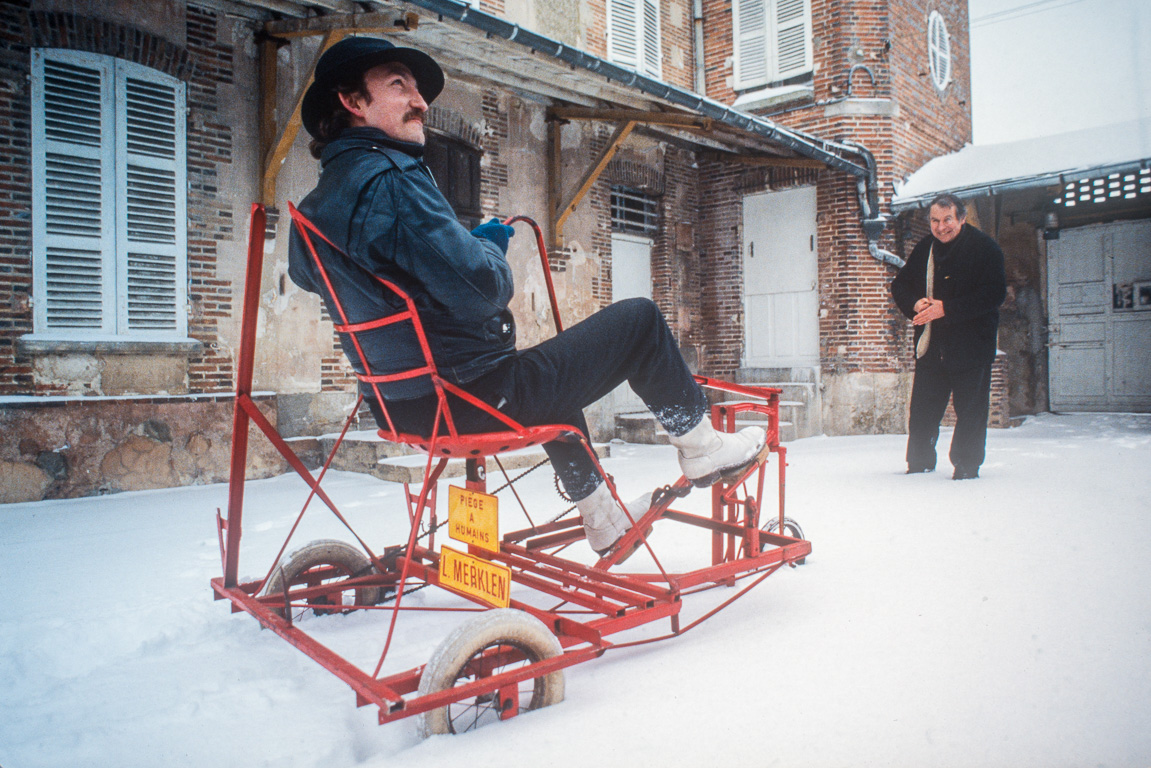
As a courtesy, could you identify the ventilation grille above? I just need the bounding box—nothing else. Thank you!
[736,0,768,83]
[45,154,102,237]
[126,251,178,330]
[609,0,639,66]
[928,11,952,90]
[611,187,660,235]
[642,0,661,75]
[45,247,103,329]
[1055,169,1151,207]
[126,166,177,244]
[125,77,178,158]
[42,59,102,147]
[776,0,808,74]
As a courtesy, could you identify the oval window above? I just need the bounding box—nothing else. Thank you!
[928,10,952,91]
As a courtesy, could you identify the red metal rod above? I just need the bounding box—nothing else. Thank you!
[505,215,563,333]
[223,204,267,588]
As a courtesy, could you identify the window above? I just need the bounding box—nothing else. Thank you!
[30,49,187,339]
[607,0,662,79]
[733,0,813,90]
[928,11,952,90]
[423,133,483,230]
[611,186,660,236]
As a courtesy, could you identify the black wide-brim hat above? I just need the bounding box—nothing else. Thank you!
[301,36,445,139]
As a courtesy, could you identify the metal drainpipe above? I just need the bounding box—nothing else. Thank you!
[692,0,705,94]
[841,140,905,268]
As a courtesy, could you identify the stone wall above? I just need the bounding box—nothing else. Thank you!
[0,394,286,502]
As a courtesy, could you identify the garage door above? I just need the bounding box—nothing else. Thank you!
[1047,219,1151,411]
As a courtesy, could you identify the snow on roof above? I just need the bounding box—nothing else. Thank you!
[892,118,1151,210]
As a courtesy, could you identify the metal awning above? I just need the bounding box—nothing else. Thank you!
[892,119,1151,212]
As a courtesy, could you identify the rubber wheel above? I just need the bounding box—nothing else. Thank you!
[763,516,804,540]
[417,609,565,737]
[762,517,806,565]
[264,539,381,618]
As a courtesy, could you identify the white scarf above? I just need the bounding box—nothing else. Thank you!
[916,244,934,359]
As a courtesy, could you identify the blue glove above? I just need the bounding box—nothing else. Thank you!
[470,218,515,254]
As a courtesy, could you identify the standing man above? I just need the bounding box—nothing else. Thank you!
[891,194,1006,480]
[287,37,766,555]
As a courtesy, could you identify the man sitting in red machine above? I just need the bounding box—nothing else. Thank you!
[287,37,766,557]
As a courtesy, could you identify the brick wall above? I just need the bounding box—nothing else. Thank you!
[0,3,33,396]
[695,0,972,381]
[0,4,252,396]
[184,4,243,393]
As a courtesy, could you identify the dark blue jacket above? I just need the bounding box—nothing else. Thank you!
[288,128,516,400]
[891,223,1006,370]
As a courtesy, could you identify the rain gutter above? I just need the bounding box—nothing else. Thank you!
[404,0,869,177]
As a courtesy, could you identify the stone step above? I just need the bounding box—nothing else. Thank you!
[311,429,610,484]
[722,385,818,439]
[614,410,798,444]
[374,443,611,484]
[730,382,816,404]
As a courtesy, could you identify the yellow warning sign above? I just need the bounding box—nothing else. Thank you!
[448,485,499,553]
[439,546,511,609]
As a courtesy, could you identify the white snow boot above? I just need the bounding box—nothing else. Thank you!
[575,481,652,556]
[669,418,768,488]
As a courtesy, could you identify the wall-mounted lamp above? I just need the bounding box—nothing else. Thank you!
[1043,210,1060,240]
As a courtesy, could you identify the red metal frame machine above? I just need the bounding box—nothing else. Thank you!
[212,204,810,736]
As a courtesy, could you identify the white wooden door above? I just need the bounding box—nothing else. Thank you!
[608,233,652,413]
[1048,219,1151,411]
[742,186,819,367]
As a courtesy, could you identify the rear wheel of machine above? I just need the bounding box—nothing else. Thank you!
[762,517,806,565]
[264,539,381,618]
[417,609,565,737]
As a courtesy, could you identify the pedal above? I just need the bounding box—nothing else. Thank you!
[719,441,772,483]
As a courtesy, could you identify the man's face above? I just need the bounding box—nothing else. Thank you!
[929,203,965,244]
[340,63,428,145]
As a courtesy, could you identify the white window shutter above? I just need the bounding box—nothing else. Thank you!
[734,0,812,89]
[607,0,640,71]
[772,0,812,80]
[114,60,187,336]
[734,0,769,89]
[641,0,662,78]
[31,49,117,334]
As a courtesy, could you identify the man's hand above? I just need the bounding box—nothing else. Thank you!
[913,299,944,325]
[471,218,516,254]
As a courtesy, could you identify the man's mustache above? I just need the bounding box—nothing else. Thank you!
[403,110,425,124]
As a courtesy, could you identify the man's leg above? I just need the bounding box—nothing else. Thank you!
[500,297,708,499]
[906,357,952,472]
[948,361,992,477]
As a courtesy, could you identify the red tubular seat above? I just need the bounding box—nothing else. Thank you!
[287,203,586,462]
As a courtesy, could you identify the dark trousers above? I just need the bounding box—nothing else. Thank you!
[369,298,708,501]
[906,351,993,471]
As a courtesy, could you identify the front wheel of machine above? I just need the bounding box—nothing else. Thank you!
[417,609,565,737]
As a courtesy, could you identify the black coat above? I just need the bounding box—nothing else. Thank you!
[288,128,516,400]
[891,223,1006,370]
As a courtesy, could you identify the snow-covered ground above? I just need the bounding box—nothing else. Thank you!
[2,412,1149,768]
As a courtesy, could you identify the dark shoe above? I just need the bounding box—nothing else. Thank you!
[952,465,979,480]
[906,465,934,474]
